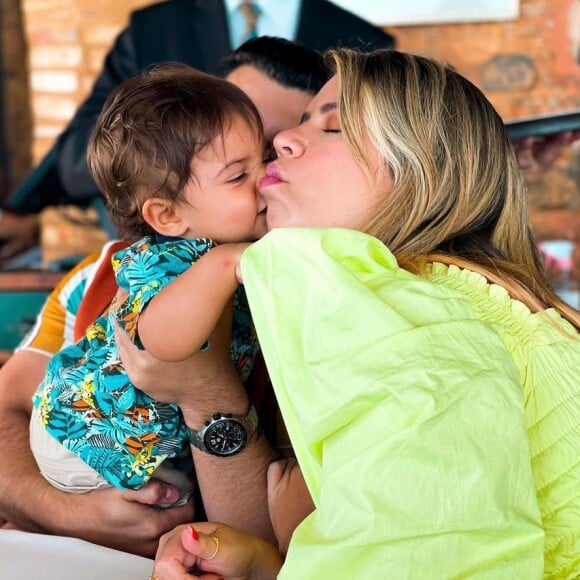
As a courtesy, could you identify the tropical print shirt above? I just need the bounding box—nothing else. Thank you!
[33,236,257,489]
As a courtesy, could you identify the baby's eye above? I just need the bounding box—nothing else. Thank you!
[323,128,341,134]
[227,172,247,183]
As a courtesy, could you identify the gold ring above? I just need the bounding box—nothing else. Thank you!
[148,575,159,580]
[205,534,220,560]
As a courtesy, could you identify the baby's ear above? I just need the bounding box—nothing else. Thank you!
[142,197,187,237]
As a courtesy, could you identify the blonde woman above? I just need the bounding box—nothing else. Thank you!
[142,48,579,579]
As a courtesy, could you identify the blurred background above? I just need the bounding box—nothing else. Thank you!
[1,0,577,274]
[0,0,578,357]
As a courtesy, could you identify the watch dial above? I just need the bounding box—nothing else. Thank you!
[205,420,247,456]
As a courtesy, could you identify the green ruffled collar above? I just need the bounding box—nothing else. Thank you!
[427,262,578,343]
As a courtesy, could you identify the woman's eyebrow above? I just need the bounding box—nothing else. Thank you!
[299,102,338,124]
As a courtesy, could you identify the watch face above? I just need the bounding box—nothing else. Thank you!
[204,419,247,456]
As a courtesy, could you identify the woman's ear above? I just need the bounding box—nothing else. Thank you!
[142,198,188,237]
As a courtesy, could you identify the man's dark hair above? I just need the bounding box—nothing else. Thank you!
[219,36,330,95]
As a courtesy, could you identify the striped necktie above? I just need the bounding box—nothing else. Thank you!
[239,2,260,43]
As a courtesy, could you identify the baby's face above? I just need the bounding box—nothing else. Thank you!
[176,115,267,243]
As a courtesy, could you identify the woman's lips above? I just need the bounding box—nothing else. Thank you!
[259,175,282,189]
[259,162,284,190]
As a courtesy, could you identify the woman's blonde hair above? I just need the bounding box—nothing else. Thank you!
[329,48,579,330]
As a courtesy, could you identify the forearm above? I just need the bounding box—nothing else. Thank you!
[0,352,194,555]
[0,351,91,534]
[180,363,277,544]
[0,350,59,529]
[193,439,276,542]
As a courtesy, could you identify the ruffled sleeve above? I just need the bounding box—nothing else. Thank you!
[241,228,544,578]
[429,263,580,579]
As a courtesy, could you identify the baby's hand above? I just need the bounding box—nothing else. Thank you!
[267,458,315,554]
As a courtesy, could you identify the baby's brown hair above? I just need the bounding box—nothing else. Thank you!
[88,63,263,240]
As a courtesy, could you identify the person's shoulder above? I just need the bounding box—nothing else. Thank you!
[129,0,195,26]
[314,0,395,49]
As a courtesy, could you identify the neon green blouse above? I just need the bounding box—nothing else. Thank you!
[241,228,580,579]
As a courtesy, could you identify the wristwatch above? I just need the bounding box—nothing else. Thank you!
[187,406,259,457]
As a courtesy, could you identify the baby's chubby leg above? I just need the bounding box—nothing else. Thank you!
[267,458,315,554]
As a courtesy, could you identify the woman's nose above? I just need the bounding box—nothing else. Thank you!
[273,127,304,158]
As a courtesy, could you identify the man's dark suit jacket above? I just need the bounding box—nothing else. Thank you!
[7,0,394,213]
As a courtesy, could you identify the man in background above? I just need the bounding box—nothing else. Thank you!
[0,0,394,262]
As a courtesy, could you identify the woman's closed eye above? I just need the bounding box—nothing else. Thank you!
[323,127,341,134]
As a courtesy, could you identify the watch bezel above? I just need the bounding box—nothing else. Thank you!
[203,416,248,457]
[188,406,259,457]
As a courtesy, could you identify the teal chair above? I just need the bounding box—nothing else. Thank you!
[0,271,64,354]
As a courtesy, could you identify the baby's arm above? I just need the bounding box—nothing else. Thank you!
[137,243,249,362]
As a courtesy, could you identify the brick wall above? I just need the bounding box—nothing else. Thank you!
[22,0,152,163]
[5,0,580,276]
[383,0,580,278]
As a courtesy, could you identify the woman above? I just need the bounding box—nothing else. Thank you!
[148,48,579,578]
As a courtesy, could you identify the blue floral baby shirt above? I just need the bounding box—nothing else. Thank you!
[33,236,257,489]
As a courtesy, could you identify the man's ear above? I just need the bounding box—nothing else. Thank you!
[142,197,188,237]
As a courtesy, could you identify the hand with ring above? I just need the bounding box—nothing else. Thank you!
[154,522,284,579]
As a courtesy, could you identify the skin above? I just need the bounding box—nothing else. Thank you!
[226,65,314,148]
[0,65,311,556]
[0,350,194,555]
[1,80,577,264]
[260,76,391,230]
[152,106,580,580]
[512,130,580,184]
[266,458,314,555]
[0,212,39,262]
[0,66,313,265]
[154,523,283,580]
[152,75,393,578]
[168,115,267,243]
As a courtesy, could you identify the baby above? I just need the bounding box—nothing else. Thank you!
[30,64,267,505]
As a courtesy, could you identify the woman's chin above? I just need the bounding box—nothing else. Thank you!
[265,214,282,231]
[265,212,299,231]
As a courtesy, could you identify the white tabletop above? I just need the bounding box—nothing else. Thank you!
[0,529,153,579]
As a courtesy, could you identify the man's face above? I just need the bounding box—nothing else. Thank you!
[226,65,314,144]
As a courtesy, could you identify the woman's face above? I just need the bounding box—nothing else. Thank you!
[259,76,392,230]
